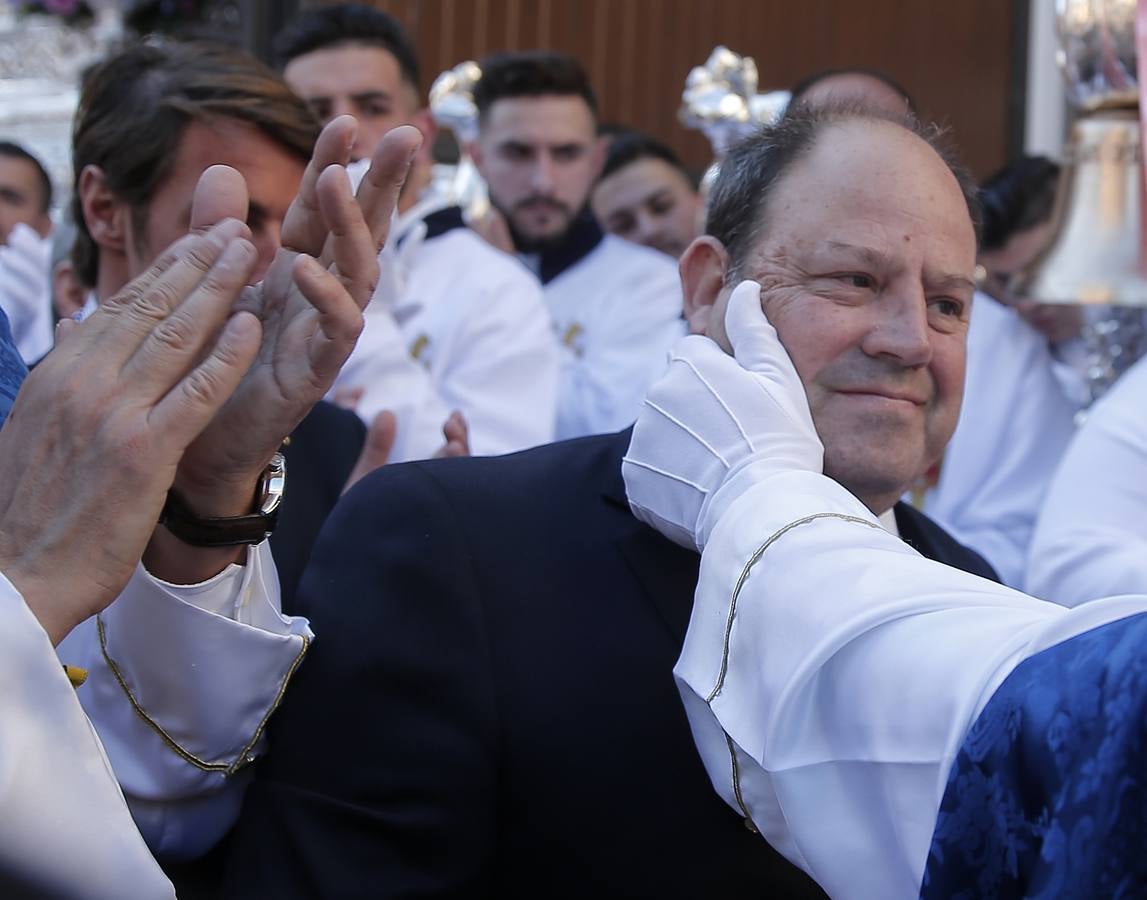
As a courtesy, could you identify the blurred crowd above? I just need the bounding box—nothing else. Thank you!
[3,4,1147,899]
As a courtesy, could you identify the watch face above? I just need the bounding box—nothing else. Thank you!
[260,452,287,515]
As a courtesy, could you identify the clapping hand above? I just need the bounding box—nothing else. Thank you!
[0,220,261,643]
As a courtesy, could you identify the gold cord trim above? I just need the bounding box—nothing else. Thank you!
[724,732,757,832]
[705,511,879,703]
[96,616,309,775]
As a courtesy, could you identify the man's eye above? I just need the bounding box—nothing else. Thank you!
[308,100,330,121]
[649,198,675,216]
[360,101,392,118]
[932,298,963,317]
[841,273,874,289]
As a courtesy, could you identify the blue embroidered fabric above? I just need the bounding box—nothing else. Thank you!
[921,611,1147,899]
[0,308,27,427]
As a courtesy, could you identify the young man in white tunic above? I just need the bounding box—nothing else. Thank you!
[622,105,1147,898]
[277,4,560,460]
[469,51,686,440]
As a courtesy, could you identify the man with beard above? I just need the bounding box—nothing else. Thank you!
[470,51,685,439]
[276,5,559,459]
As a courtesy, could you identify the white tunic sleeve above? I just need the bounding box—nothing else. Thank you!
[0,571,175,899]
[58,541,312,859]
[1027,353,1147,606]
[678,469,1147,898]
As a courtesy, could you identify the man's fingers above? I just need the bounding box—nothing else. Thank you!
[150,311,262,449]
[291,253,364,383]
[190,165,251,234]
[353,125,421,256]
[84,220,248,362]
[435,410,471,458]
[282,116,357,256]
[122,236,259,393]
[315,165,380,309]
[342,410,397,493]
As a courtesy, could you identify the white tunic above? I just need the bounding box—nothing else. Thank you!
[58,543,312,861]
[332,203,560,462]
[678,469,1147,899]
[540,236,685,440]
[0,572,175,899]
[0,223,54,364]
[924,294,1077,587]
[1027,352,1147,606]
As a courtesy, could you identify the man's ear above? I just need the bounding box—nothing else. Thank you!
[589,133,608,181]
[679,235,730,339]
[77,165,128,253]
[410,109,438,166]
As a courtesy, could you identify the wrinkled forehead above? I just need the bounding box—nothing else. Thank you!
[750,121,976,267]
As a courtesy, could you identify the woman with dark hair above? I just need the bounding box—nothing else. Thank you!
[976,155,1083,344]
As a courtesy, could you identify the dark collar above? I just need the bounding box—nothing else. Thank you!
[535,211,605,285]
[421,205,467,242]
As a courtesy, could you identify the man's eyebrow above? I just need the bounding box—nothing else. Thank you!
[824,240,975,292]
[350,90,393,105]
[824,240,893,269]
[927,271,976,293]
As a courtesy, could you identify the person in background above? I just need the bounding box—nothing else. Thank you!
[1027,339,1147,606]
[0,141,54,362]
[61,41,421,863]
[469,51,685,439]
[924,155,1078,587]
[787,65,915,118]
[276,4,559,459]
[591,129,700,260]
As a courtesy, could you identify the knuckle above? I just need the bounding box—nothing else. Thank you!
[128,282,182,323]
[150,312,198,354]
[180,365,224,408]
[181,240,218,274]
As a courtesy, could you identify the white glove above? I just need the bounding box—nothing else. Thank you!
[622,280,824,550]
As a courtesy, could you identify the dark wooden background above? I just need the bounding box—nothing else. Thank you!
[303,0,1026,182]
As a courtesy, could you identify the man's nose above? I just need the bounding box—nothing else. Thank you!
[530,155,556,194]
[860,285,932,367]
[633,210,660,246]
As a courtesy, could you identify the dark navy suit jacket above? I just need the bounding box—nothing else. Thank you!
[224,429,996,899]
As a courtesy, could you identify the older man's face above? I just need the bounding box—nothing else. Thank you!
[707,121,976,513]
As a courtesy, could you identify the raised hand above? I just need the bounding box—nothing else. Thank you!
[0,220,261,643]
[171,121,422,513]
[622,280,824,550]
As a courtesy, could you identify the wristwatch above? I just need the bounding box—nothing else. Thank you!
[158,452,287,547]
